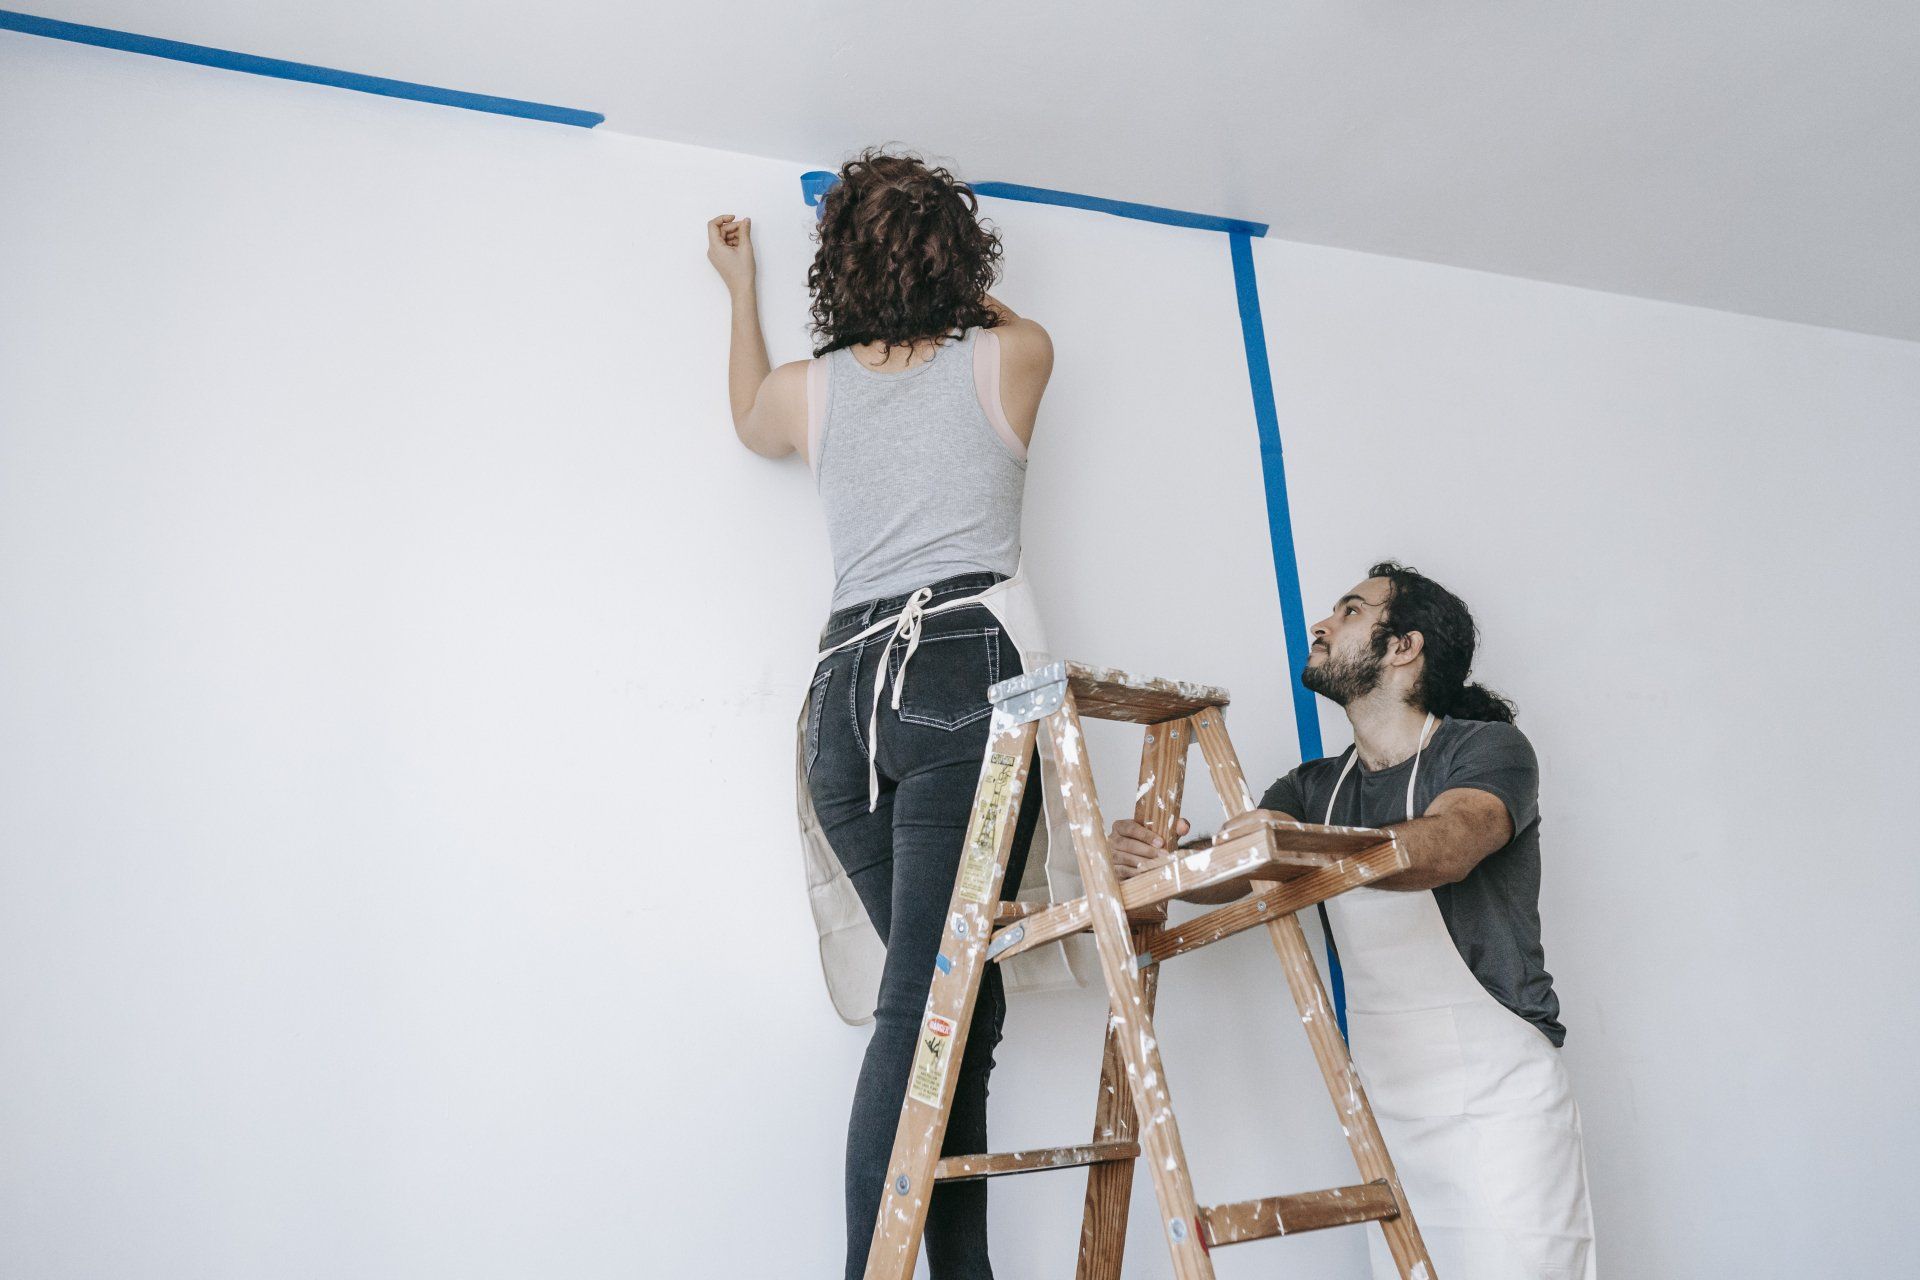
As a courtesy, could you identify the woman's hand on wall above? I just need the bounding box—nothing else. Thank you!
[706,212,797,458]
[706,214,756,292]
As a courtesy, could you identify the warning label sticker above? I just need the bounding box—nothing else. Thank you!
[906,1012,958,1106]
[956,752,1019,903]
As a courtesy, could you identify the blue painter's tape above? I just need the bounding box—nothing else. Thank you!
[798,171,1266,238]
[973,182,1267,237]
[801,170,838,207]
[1228,233,1322,760]
[1229,230,1347,1038]
[1320,906,1348,1041]
[0,10,604,128]
[934,953,953,975]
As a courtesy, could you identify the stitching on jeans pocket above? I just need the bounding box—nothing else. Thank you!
[846,639,870,755]
[890,628,1001,730]
[805,668,832,776]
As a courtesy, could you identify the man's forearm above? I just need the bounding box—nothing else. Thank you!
[1374,809,1501,890]
[727,283,772,430]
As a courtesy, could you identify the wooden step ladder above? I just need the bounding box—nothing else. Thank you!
[861,660,1436,1280]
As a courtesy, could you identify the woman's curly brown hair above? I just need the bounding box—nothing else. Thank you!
[807,148,1003,358]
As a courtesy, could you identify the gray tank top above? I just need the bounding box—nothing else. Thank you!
[813,327,1027,610]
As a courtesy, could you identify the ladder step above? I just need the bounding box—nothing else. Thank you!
[1240,813,1402,866]
[1143,839,1409,966]
[1063,662,1230,724]
[1199,1180,1400,1247]
[932,1140,1141,1183]
[994,900,1159,926]
[988,661,1230,726]
[986,826,1277,964]
[988,825,1394,966]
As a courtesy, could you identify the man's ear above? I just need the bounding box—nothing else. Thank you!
[1389,630,1426,668]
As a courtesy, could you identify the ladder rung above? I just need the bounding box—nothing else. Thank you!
[1199,1180,1400,1247]
[987,825,1383,966]
[993,900,1161,926]
[933,1140,1140,1183]
[1244,814,1399,865]
[986,828,1271,964]
[1065,662,1230,724]
[1143,839,1410,965]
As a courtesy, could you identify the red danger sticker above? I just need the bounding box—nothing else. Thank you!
[908,1012,959,1105]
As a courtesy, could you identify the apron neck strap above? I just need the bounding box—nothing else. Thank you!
[1322,712,1437,826]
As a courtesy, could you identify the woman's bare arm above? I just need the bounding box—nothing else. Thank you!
[707,213,804,458]
[982,293,1053,448]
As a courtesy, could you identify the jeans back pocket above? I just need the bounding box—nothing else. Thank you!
[804,666,833,775]
[889,626,1001,731]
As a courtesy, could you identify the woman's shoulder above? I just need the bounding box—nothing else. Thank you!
[988,314,1051,360]
[767,357,814,392]
[764,358,812,443]
[980,318,1053,401]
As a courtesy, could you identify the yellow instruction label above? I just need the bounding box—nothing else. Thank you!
[906,1011,958,1106]
[956,752,1019,903]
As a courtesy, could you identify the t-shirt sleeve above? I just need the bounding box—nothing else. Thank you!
[1440,722,1540,836]
[1257,768,1309,821]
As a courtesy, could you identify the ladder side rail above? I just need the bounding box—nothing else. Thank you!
[861,715,1041,1280]
[1041,694,1215,1280]
[1189,712,1437,1279]
[1077,714,1193,1280]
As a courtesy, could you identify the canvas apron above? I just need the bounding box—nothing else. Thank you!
[1324,718,1597,1280]
[794,562,1093,1025]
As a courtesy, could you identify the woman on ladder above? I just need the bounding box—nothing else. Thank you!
[707,149,1066,1280]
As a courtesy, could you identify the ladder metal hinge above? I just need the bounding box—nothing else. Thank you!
[988,661,1068,725]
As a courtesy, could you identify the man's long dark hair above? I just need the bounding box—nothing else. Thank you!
[807,148,1003,358]
[1369,560,1517,723]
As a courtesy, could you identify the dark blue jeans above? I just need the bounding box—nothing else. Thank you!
[806,572,1042,1280]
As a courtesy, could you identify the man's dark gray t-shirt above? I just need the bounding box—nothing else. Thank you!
[1258,717,1566,1046]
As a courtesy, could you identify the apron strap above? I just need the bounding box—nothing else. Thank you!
[816,584,995,813]
[862,587,932,811]
[1321,712,1435,825]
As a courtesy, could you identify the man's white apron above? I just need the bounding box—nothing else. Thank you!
[1323,723,1597,1279]
[793,563,1093,1025]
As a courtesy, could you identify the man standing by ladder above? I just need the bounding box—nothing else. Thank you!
[1110,561,1596,1279]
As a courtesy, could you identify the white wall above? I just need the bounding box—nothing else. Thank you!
[5,31,1918,1280]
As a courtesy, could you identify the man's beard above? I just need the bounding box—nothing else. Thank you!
[1300,645,1384,705]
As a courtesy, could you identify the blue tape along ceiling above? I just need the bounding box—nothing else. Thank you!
[0,10,604,126]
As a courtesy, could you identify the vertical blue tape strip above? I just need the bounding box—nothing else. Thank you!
[1229,232,1347,1039]
[0,10,604,128]
[1228,234,1322,758]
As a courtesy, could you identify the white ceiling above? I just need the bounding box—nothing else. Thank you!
[17,1,1920,340]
